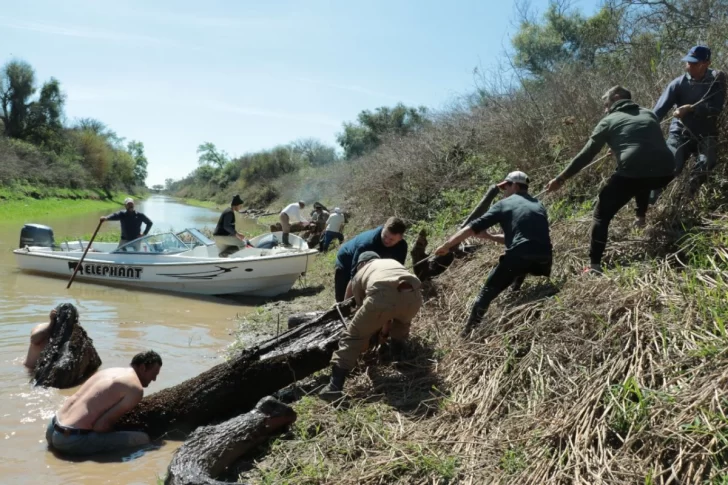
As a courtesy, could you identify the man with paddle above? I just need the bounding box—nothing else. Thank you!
[100,197,153,252]
[435,171,552,338]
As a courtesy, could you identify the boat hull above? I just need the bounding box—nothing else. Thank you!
[14,242,317,297]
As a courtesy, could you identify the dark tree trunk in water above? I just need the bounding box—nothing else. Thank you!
[116,301,355,438]
[164,397,297,485]
[33,303,102,389]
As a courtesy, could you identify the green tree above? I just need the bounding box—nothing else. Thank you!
[164,178,175,191]
[337,103,429,159]
[197,142,229,169]
[0,60,37,138]
[127,140,148,186]
[291,138,338,166]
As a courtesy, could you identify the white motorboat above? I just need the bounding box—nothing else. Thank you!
[13,226,317,297]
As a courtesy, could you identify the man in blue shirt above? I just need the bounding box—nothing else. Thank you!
[651,45,726,198]
[100,198,153,251]
[334,217,408,302]
[435,172,552,338]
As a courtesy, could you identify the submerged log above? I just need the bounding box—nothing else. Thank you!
[116,300,355,438]
[165,396,297,485]
[33,303,102,389]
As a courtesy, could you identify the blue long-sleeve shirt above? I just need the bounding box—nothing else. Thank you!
[105,210,153,241]
[335,226,408,279]
[653,70,726,137]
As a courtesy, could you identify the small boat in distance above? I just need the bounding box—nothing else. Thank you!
[14,226,317,297]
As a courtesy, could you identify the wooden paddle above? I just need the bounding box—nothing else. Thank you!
[66,219,103,289]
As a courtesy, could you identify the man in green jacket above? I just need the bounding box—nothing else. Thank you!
[546,86,675,273]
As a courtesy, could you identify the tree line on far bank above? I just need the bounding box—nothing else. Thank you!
[0,59,148,196]
[166,103,429,207]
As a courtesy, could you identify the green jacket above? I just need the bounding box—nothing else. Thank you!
[558,99,674,180]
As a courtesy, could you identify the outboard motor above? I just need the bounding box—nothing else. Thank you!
[19,223,55,248]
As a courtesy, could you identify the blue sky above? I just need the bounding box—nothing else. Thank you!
[3,0,599,186]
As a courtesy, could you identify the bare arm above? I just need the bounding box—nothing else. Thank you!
[92,386,143,432]
[29,309,56,345]
[344,280,354,300]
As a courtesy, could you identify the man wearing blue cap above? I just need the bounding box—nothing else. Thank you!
[652,45,726,197]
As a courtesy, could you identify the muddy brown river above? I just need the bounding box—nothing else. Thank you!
[0,196,261,484]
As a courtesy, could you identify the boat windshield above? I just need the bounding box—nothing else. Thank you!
[175,228,215,248]
[113,233,190,254]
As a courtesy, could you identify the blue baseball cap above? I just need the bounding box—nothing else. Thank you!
[682,45,711,63]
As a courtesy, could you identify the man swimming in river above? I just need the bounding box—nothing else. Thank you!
[46,350,162,456]
[24,308,58,369]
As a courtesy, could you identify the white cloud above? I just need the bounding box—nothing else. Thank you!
[0,16,174,46]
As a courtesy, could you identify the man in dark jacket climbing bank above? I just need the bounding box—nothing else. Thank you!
[334,217,408,302]
[651,45,726,198]
[213,195,248,258]
[546,86,675,273]
[435,171,552,337]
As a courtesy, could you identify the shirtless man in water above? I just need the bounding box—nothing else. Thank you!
[46,350,162,456]
[24,308,57,369]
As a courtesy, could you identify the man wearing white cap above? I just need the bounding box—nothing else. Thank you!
[319,207,346,252]
[100,198,153,251]
[435,171,552,337]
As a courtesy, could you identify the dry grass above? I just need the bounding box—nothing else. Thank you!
[240,171,728,484]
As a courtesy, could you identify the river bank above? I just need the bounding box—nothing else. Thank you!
[0,186,139,223]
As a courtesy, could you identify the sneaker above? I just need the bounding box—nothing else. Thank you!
[633,217,646,229]
[582,263,603,275]
[460,322,479,339]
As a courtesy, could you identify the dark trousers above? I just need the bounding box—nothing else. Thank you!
[334,267,349,303]
[466,250,552,328]
[591,173,673,265]
[320,231,344,252]
[651,133,718,202]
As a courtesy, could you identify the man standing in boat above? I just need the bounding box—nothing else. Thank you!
[213,194,249,258]
[100,198,153,252]
[45,350,162,456]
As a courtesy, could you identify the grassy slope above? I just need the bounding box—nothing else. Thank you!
[229,177,728,484]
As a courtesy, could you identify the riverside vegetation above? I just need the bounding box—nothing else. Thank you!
[176,0,728,482]
[0,59,149,206]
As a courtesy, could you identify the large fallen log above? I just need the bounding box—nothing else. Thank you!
[165,396,297,485]
[116,300,355,438]
[33,303,102,389]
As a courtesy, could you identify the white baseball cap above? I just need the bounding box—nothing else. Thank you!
[124,197,134,205]
[334,207,341,213]
[497,171,530,188]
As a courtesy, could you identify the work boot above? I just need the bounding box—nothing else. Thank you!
[460,321,479,339]
[390,339,407,361]
[281,232,291,247]
[633,216,646,229]
[318,365,348,402]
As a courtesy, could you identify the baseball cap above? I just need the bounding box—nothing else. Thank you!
[333,207,341,213]
[496,171,530,188]
[124,197,134,205]
[357,251,380,265]
[682,45,711,63]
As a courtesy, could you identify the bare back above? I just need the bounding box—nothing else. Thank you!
[57,367,143,431]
